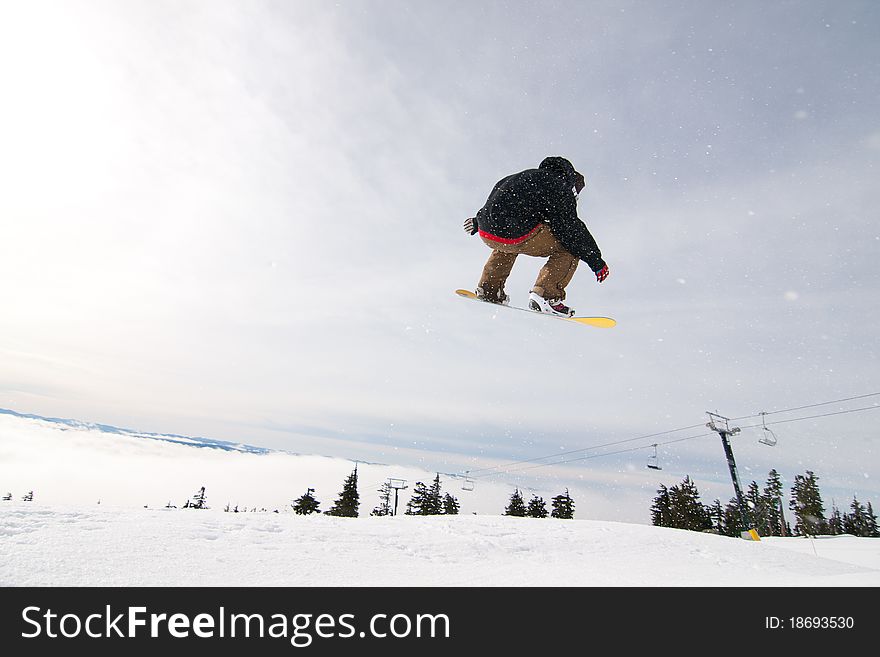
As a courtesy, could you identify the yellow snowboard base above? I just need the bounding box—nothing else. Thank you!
[455,289,616,328]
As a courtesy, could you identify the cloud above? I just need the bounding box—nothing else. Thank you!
[0,412,660,522]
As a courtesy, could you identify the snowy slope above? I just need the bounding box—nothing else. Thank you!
[1,503,877,587]
[2,410,878,587]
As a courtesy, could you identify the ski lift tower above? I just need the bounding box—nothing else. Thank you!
[388,478,408,516]
[706,412,760,541]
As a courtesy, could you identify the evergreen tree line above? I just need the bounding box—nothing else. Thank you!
[3,467,461,518]
[401,474,460,516]
[504,488,575,519]
[178,485,273,512]
[651,469,880,538]
[291,466,362,517]
[291,469,462,518]
[223,504,271,513]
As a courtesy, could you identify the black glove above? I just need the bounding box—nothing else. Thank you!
[463,217,478,235]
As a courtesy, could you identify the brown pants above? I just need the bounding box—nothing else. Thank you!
[478,224,579,301]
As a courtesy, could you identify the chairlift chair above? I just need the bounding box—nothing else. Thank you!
[758,412,778,447]
[461,470,474,490]
[646,444,662,470]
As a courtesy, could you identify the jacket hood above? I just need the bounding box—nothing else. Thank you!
[539,156,579,186]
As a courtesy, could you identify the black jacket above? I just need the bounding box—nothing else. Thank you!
[470,157,606,273]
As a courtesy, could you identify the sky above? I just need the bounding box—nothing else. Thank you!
[1,1,878,521]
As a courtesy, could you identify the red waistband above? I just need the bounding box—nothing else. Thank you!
[478,223,540,245]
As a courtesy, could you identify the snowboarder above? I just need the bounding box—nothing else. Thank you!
[463,156,609,317]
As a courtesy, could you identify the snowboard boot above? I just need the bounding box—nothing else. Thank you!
[528,292,575,317]
[475,286,509,305]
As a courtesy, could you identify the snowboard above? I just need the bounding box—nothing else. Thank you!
[455,289,616,328]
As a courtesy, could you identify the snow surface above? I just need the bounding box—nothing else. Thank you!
[2,410,878,587]
[1,503,878,587]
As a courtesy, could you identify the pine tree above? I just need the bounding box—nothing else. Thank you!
[405,475,446,516]
[651,485,671,527]
[843,496,868,537]
[707,499,725,535]
[325,466,360,517]
[22,491,34,502]
[371,482,392,516]
[423,474,444,516]
[722,499,742,537]
[443,493,460,515]
[187,487,208,509]
[761,469,787,537]
[667,476,711,532]
[527,495,548,518]
[551,489,575,519]
[505,489,527,517]
[789,471,827,536]
[746,481,770,536]
[292,487,321,515]
[405,481,429,515]
[865,502,880,538]
[828,504,844,535]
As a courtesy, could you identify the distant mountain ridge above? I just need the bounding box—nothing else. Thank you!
[0,408,272,455]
